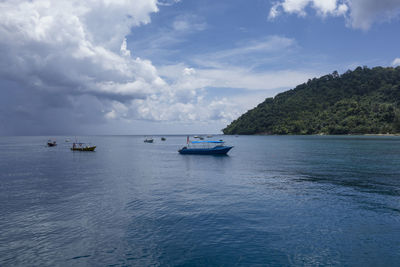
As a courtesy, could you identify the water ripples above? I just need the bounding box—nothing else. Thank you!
[1,135,399,266]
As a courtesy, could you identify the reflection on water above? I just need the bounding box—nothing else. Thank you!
[0,135,399,266]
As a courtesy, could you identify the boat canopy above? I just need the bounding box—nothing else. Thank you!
[73,142,92,146]
[191,140,224,144]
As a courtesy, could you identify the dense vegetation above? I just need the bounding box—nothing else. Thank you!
[223,66,400,135]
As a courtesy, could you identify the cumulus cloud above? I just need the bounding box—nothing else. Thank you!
[120,38,131,57]
[347,0,400,30]
[0,1,159,130]
[269,0,400,30]
[269,0,347,19]
[392,58,400,66]
[183,67,196,76]
[0,0,232,134]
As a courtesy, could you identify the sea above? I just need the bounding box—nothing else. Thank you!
[0,135,399,266]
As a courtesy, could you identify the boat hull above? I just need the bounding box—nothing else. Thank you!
[71,146,96,151]
[178,146,233,155]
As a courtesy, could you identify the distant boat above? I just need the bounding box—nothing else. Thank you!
[207,135,213,138]
[161,137,166,141]
[144,138,154,143]
[178,137,233,155]
[65,138,71,142]
[47,139,57,147]
[71,142,96,151]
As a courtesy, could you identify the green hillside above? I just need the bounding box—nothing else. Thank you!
[223,66,400,135]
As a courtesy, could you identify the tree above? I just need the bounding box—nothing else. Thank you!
[222,66,400,135]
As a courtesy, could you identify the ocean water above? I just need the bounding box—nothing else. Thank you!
[0,135,399,266]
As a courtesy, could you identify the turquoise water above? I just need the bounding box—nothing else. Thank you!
[0,135,399,266]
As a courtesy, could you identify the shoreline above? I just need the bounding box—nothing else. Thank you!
[227,133,400,136]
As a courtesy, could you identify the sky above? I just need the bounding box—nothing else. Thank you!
[1,0,400,135]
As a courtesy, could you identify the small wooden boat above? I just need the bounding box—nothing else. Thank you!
[144,138,154,143]
[47,140,57,147]
[71,142,96,151]
[161,137,166,141]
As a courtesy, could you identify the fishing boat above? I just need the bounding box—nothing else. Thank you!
[71,142,96,151]
[161,137,166,141]
[178,137,233,155]
[47,139,57,147]
[144,138,154,143]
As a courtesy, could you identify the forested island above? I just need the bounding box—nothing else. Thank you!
[223,66,400,135]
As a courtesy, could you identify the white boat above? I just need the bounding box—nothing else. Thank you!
[178,138,233,155]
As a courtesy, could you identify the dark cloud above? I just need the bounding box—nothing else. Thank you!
[0,80,106,135]
[0,0,164,135]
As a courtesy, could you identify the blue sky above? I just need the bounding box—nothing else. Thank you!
[133,0,400,69]
[1,0,400,135]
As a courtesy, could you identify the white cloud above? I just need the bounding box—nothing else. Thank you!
[204,36,296,61]
[194,68,315,91]
[158,63,320,121]
[183,67,196,76]
[347,0,400,30]
[269,4,280,19]
[172,15,207,32]
[281,0,312,16]
[105,110,117,119]
[158,0,182,7]
[187,35,299,72]
[269,0,400,30]
[120,38,131,57]
[269,0,344,19]
[173,20,191,31]
[337,4,349,16]
[0,0,161,97]
[0,0,238,133]
[154,34,321,123]
[131,97,239,123]
[312,0,342,16]
[392,58,400,66]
